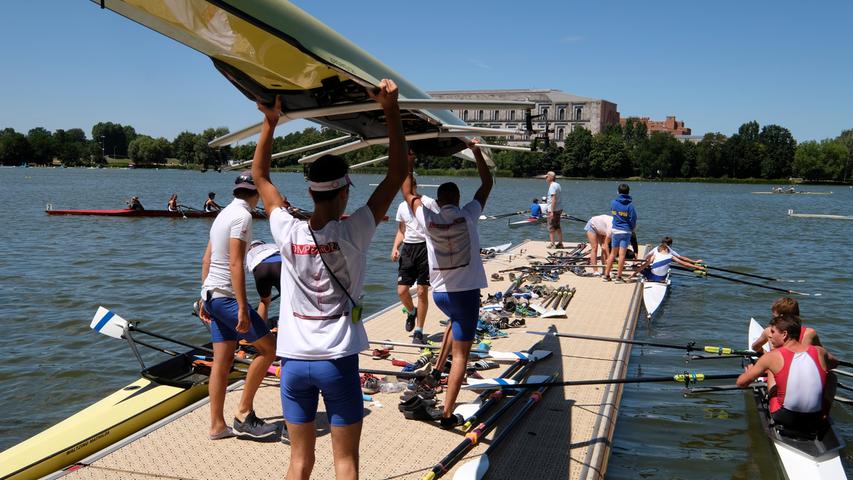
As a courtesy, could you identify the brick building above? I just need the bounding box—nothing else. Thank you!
[620,116,691,136]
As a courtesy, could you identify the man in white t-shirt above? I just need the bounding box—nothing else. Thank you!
[391,159,433,344]
[199,172,277,441]
[402,140,493,429]
[545,171,564,248]
[253,79,406,480]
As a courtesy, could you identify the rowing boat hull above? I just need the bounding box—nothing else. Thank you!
[45,208,266,219]
[747,319,847,480]
[751,191,833,195]
[642,274,670,319]
[508,217,543,228]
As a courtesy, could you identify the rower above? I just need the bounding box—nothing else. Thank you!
[127,196,144,211]
[204,192,222,212]
[659,237,703,265]
[631,237,704,282]
[402,139,493,429]
[751,297,821,354]
[539,196,550,217]
[737,313,838,432]
[529,197,542,219]
[583,214,611,275]
[198,171,277,441]
[245,240,282,325]
[167,193,178,212]
[252,79,406,479]
[390,160,431,344]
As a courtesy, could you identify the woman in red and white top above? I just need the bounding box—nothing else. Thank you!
[252,79,407,480]
[738,314,838,431]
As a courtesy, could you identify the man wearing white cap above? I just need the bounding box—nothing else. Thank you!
[199,171,278,440]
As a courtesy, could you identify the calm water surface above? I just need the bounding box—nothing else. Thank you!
[0,167,850,477]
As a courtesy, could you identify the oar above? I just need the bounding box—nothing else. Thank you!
[365,340,542,362]
[672,266,820,296]
[479,210,525,220]
[453,371,558,480]
[90,306,252,366]
[527,331,755,356]
[422,372,557,480]
[699,264,805,283]
[563,214,587,224]
[463,372,741,390]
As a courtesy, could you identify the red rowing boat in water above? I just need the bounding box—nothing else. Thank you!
[45,207,266,219]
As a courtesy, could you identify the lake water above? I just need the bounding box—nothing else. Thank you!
[0,167,850,478]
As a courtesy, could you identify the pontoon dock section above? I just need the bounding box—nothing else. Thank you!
[57,240,643,480]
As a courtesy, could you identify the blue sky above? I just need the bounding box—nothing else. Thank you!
[2,1,851,143]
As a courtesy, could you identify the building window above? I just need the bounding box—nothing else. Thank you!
[542,107,549,118]
[510,110,516,121]
[557,127,564,139]
[558,108,565,121]
[478,110,484,121]
[493,110,499,120]
[463,110,468,121]
[574,106,583,121]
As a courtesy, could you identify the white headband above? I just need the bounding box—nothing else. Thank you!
[308,174,352,192]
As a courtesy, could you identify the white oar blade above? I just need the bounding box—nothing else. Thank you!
[541,308,566,319]
[91,306,128,339]
[464,377,519,390]
[453,454,490,480]
[487,350,530,361]
[453,401,483,420]
[530,303,549,315]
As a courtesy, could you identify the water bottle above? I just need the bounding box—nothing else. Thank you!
[379,381,407,393]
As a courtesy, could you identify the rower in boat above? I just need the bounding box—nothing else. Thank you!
[204,192,222,212]
[751,297,822,354]
[631,236,705,283]
[167,193,179,212]
[583,214,611,275]
[127,196,144,211]
[737,314,838,433]
[529,197,543,219]
[540,196,550,217]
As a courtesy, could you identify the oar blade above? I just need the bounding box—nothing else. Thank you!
[487,349,550,362]
[528,350,552,362]
[541,308,566,319]
[91,306,128,339]
[452,454,490,480]
[453,401,483,420]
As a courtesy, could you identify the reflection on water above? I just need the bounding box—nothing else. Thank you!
[0,168,850,477]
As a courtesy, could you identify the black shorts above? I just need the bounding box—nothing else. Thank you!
[252,261,281,298]
[397,242,430,286]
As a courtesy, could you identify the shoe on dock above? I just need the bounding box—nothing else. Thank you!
[232,411,278,439]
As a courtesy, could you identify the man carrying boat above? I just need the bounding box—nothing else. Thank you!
[631,237,704,282]
[245,239,282,324]
[751,297,822,354]
[253,79,406,479]
[603,183,637,282]
[402,139,493,429]
[737,313,838,431]
[390,159,431,345]
[583,214,611,275]
[544,171,564,249]
[199,172,278,440]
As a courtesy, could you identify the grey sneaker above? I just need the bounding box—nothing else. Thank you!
[233,411,278,439]
[405,308,417,332]
[412,331,425,345]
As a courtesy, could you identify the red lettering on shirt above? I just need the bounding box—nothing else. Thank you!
[291,243,341,255]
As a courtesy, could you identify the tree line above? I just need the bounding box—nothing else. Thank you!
[2,119,850,182]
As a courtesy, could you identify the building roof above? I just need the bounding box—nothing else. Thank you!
[427,88,607,105]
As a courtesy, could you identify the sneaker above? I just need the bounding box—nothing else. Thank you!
[209,426,236,441]
[412,331,426,345]
[602,275,612,282]
[440,413,464,429]
[555,243,565,249]
[361,373,381,394]
[404,308,417,332]
[614,277,625,284]
[402,354,432,373]
[233,411,279,439]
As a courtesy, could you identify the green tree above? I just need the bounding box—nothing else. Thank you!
[92,122,130,159]
[838,129,853,182]
[0,128,33,166]
[27,127,56,165]
[695,133,727,177]
[194,127,230,171]
[128,136,172,165]
[172,131,198,165]
[792,141,824,180]
[681,141,697,177]
[589,133,630,177]
[758,124,796,179]
[53,128,89,166]
[561,127,593,176]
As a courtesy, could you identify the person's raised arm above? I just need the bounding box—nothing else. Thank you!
[402,153,422,214]
[471,140,493,209]
[252,98,289,213]
[750,328,770,355]
[366,79,407,225]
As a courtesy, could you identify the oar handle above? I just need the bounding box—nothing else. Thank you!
[131,325,252,366]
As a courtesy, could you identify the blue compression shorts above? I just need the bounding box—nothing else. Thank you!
[433,289,480,341]
[205,297,270,343]
[611,233,632,249]
[280,354,363,426]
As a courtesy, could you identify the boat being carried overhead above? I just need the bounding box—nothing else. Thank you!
[45,206,266,219]
[747,318,847,479]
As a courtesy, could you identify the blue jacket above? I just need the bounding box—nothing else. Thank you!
[530,203,542,218]
[610,194,637,232]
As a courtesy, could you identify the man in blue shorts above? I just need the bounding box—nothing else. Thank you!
[253,79,406,479]
[199,172,278,440]
[402,140,493,429]
[603,183,637,283]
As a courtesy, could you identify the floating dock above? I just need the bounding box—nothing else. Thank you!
[56,240,643,480]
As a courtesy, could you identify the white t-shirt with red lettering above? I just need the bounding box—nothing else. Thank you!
[270,205,376,360]
[414,195,487,293]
